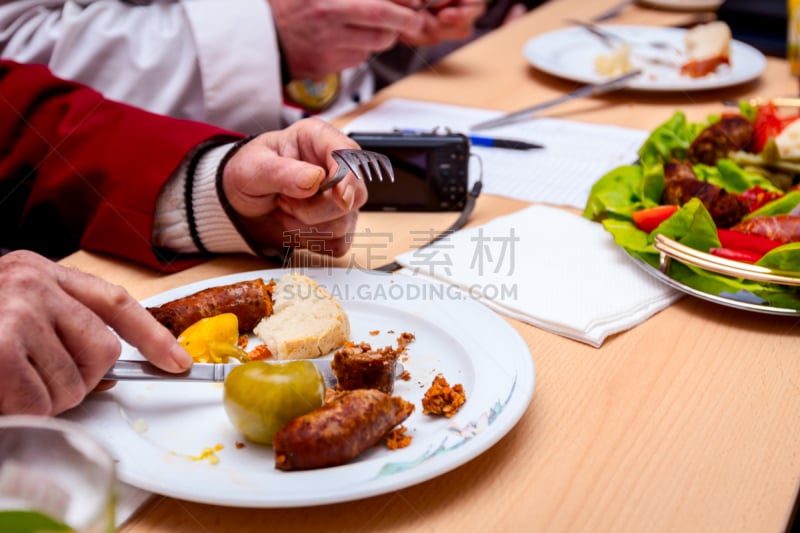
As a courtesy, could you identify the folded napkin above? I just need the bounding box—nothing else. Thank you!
[394,205,682,347]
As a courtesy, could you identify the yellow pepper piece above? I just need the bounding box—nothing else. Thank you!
[177,313,248,363]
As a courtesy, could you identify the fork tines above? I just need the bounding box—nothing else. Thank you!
[319,149,395,193]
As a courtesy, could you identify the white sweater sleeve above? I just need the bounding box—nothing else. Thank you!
[0,0,283,134]
[153,143,253,255]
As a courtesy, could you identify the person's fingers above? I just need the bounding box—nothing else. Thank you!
[56,266,192,375]
[276,176,365,225]
[0,357,54,415]
[92,380,117,393]
[224,119,365,218]
[341,0,424,34]
[503,4,529,24]
[274,207,359,241]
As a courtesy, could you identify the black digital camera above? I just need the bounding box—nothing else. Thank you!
[348,130,470,212]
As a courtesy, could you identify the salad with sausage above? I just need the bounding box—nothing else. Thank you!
[583,101,800,309]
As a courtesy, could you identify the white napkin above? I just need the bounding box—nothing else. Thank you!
[116,483,153,528]
[394,205,682,347]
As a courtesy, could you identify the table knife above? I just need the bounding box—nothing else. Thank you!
[723,97,800,108]
[105,359,404,389]
[470,69,642,131]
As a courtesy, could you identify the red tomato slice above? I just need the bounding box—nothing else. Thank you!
[709,247,763,264]
[631,205,679,233]
[717,228,784,255]
[753,102,800,153]
[738,186,783,213]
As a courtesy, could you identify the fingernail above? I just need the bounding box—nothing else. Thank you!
[171,345,193,370]
[341,184,355,210]
[298,168,323,190]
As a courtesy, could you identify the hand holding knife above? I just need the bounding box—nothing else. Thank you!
[470,70,642,131]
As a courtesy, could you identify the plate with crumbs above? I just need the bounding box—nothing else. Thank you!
[61,268,535,508]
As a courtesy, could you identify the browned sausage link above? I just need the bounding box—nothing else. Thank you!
[732,215,800,243]
[661,177,744,228]
[688,114,755,166]
[663,161,697,183]
[332,342,399,394]
[147,278,274,336]
[273,389,414,471]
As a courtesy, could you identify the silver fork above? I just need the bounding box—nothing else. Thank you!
[567,18,683,56]
[317,149,395,193]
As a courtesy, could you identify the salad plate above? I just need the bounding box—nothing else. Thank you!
[61,268,536,508]
[583,106,800,314]
[523,26,765,92]
[627,253,800,315]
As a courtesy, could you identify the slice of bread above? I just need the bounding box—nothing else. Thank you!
[684,21,731,62]
[252,273,350,360]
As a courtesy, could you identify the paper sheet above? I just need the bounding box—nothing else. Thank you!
[343,98,649,209]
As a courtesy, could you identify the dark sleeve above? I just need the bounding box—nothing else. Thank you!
[0,60,245,271]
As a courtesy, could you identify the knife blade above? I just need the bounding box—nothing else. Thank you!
[104,359,404,389]
[470,69,642,131]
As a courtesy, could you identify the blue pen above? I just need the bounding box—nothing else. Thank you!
[467,134,544,151]
[399,128,543,151]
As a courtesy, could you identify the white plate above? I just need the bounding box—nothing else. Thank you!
[638,0,724,11]
[62,268,535,508]
[523,25,766,92]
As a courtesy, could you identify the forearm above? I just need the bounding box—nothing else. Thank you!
[0,60,243,270]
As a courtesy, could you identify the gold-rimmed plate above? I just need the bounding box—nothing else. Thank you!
[626,236,800,315]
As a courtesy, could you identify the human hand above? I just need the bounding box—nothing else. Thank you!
[0,251,192,415]
[269,0,424,80]
[399,0,487,46]
[221,118,369,257]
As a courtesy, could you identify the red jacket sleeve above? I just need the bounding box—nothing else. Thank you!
[0,60,245,271]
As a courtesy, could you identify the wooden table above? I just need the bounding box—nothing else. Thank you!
[63,0,800,531]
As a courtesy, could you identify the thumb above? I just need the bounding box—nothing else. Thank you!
[265,158,327,199]
[225,156,326,218]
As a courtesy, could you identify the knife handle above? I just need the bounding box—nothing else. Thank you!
[104,360,198,381]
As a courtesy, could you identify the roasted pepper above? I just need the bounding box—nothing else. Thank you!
[177,313,248,363]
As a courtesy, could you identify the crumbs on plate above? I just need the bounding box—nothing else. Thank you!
[422,374,466,418]
[384,425,412,450]
[188,444,224,465]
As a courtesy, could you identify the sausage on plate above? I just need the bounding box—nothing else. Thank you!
[661,175,744,228]
[147,278,274,336]
[273,388,414,471]
[688,114,755,166]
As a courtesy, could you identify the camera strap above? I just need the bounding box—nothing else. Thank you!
[373,153,484,273]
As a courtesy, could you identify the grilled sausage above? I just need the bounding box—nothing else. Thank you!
[663,161,698,183]
[273,389,414,471]
[661,174,744,229]
[147,278,274,336]
[732,215,800,243]
[332,342,399,394]
[688,114,755,166]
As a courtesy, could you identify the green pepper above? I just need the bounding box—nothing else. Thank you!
[222,360,325,446]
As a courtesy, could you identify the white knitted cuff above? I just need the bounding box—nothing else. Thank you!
[152,143,253,255]
[191,144,254,254]
[152,157,193,252]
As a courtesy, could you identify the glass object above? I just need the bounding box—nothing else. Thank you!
[0,416,116,533]
[790,0,800,77]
